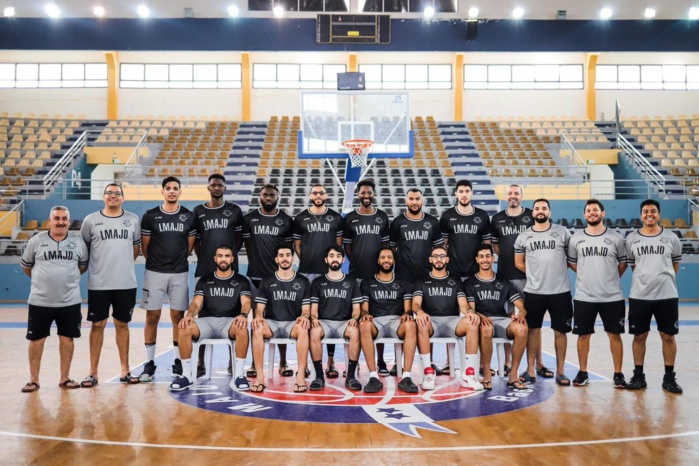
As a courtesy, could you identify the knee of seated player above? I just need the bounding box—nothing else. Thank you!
[345,325,359,340]
[480,325,494,338]
[402,318,417,334]
[358,319,373,333]
[310,326,323,341]
[510,323,528,340]
[291,323,308,339]
[232,325,249,339]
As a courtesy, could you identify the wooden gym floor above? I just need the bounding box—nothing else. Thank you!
[1,304,698,465]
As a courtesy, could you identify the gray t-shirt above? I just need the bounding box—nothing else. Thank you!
[568,228,626,302]
[514,223,571,295]
[626,228,682,300]
[21,231,88,307]
[81,210,141,290]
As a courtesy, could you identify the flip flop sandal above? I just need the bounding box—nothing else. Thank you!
[294,383,308,393]
[556,374,571,387]
[519,372,536,385]
[431,364,444,376]
[507,380,528,390]
[310,378,325,391]
[246,367,257,378]
[325,366,339,379]
[377,362,390,377]
[482,380,493,391]
[279,366,294,377]
[345,378,362,391]
[251,383,266,393]
[439,364,450,376]
[537,367,555,378]
[59,379,80,389]
[504,365,511,377]
[21,382,40,393]
[119,373,140,384]
[80,375,98,388]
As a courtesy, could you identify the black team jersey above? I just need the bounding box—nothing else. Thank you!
[255,272,311,322]
[389,212,443,281]
[412,273,465,317]
[343,209,390,280]
[194,271,251,318]
[439,206,492,277]
[360,275,412,318]
[193,202,245,277]
[141,206,197,274]
[293,208,344,274]
[490,208,533,281]
[463,275,521,318]
[242,209,294,281]
[311,274,363,321]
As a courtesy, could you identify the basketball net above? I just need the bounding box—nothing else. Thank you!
[343,139,374,168]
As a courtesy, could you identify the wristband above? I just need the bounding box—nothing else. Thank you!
[241,312,249,318]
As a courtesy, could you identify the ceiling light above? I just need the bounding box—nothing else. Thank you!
[424,6,435,18]
[468,7,479,19]
[644,8,656,19]
[227,5,239,17]
[137,5,150,18]
[93,6,105,17]
[690,7,699,20]
[45,3,59,18]
[512,7,524,19]
[600,7,612,19]
[273,5,284,17]
[3,7,14,17]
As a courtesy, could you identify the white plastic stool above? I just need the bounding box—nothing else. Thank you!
[375,338,404,377]
[191,338,236,386]
[492,337,512,379]
[309,337,350,380]
[417,337,465,383]
[266,338,297,379]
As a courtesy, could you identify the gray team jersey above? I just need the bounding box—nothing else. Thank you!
[626,228,682,300]
[21,231,88,307]
[81,210,141,290]
[514,223,571,295]
[568,228,626,302]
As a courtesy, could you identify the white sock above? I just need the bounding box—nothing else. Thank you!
[402,371,411,380]
[181,358,192,379]
[369,371,378,379]
[420,353,432,370]
[235,357,246,378]
[172,344,180,360]
[464,354,477,373]
[146,343,156,362]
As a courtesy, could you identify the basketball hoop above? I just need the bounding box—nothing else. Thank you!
[343,139,374,168]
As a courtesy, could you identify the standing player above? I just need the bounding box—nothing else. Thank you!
[169,245,252,391]
[294,184,344,377]
[308,245,364,391]
[139,176,197,382]
[568,200,628,388]
[21,206,88,392]
[359,247,419,393]
[250,244,312,392]
[625,199,683,393]
[490,185,548,378]
[514,199,573,387]
[79,183,141,387]
[464,244,529,390]
[412,245,483,391]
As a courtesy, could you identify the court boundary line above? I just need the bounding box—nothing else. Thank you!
[1,429,697,452]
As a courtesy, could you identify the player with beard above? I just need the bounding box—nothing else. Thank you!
[359,248,419,393]
[490,185,548,379]
[294,184,344,378]
[309,245,363,391]
[243,184,294,378]
[464,244,529,390]
[169,245,252,392]
[514,199,573,387]
[250,244,311,392]
[139,176,197,382]
[413,246,483,391]
[568,200,628,388]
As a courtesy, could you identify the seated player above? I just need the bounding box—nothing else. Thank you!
[464,244,529,390]
[169,245,252,391]
[309,245,364,391]
[359,248,419,393]
[250,244,312,393]
[413,246,483,391]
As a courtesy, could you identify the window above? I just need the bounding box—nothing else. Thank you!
[0,63,107,88]
[596,64,699,90]
[359,64,452,90]
[119,63,242,89]
[464,64,583,90]
[358,0,456,13]
[249,0,349,12]
[252,63,346,89]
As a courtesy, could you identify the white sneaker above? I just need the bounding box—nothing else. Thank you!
[461,367,484,391]
[422,366,436,390]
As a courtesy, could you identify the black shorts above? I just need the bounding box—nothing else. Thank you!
[87,289,137,323]
[628,298,679,336]
[26,303,82,341]
[573,300,626,335]
[524,291,573,333]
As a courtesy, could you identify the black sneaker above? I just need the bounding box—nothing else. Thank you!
[377,361,390,377]
[613,373,627,389]
[363,376,384,393]
[397,377,419,393]
[662,372,683,394]
[197,364,206,378]
[389,365,398,377]
[139,360,157,382]
[172,358,183,376]
[626,371,647,390]
[572,370,589,387]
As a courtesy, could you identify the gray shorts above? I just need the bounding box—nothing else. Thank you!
[195,316,235,341]
[507,279,526,314]
[320,319,349,339]
[141,270,189,311]
[489,316,512,339]
[268,319,297,339]
[372,315,401,339]
[430,315,464,338]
